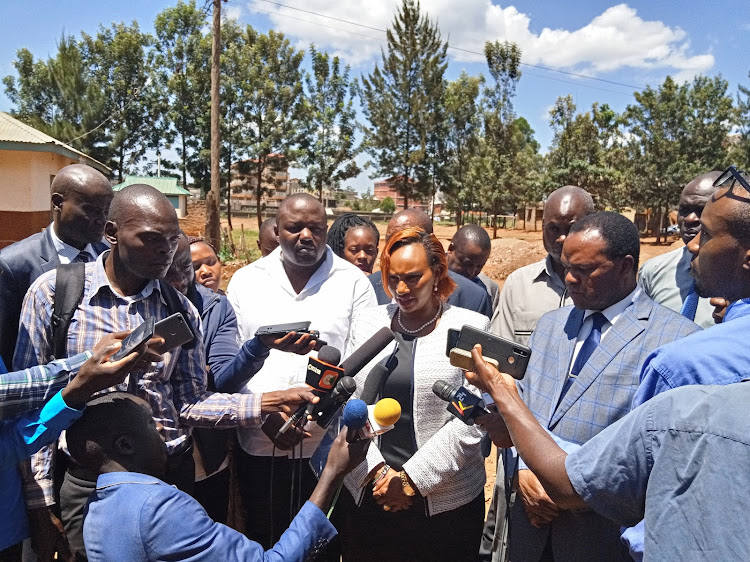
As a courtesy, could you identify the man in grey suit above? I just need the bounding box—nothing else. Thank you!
[0,164,111,370]
[502,212,700,561]
[369,209,493,319]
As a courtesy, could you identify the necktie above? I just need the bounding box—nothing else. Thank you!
[75,251,92,263]
[558,312,608,404]
[680,282,699,321]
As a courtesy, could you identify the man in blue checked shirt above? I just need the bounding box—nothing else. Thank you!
[0,331,155,559]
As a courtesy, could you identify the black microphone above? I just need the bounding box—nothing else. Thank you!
[313,376,357,428]
[276,346,343,439]
[359,363,390,405]
[337,327,395,404]
[432,380,490,425]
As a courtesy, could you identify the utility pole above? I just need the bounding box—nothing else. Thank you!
[205,0,222,252]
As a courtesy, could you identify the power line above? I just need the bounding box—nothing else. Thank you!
[258,0,643,91]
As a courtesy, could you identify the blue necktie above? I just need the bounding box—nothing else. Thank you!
[559,312,608,404]
[680,282,699,321]
[75,251,92,263]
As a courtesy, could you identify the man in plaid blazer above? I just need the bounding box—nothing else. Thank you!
[506,212,700,562]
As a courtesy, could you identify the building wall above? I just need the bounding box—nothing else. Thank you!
[0,150,77,246]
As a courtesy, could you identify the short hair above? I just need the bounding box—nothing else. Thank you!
[108,184,175,225]
[724,198,750,244]
[67,393,151,472]
[568,211,641,270]
[188,236,219,257]
[327,213,380,258]
[452,224,491,253]
[258,218,276,237]
[380,227,456,301]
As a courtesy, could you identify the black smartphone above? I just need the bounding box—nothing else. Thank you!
[255,321,312,338]
[456,325,532,380]
[153,313,195,354]
[446,328,461,358]
[112,317,155,361]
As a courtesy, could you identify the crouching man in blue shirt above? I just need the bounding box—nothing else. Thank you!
[67,392,369,562]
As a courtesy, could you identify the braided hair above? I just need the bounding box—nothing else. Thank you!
[327,213,380,258]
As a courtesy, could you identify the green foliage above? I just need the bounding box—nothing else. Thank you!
[380,196,396,214]
[729,72,750,169]
[360,0,448,208]
[300,46,361,199]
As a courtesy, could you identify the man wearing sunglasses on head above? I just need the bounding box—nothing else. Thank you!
[473,166,750,561]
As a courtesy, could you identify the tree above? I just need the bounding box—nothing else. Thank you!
[3,36,111,165]
[233,28,306,228]
[443,72,483,226]
[625,75,733,241]
[300,46,361,201]
[153,0,210,189]
[480,40,524,237]
[80,22,153,181]
[545,96,628,210]
[360,0,448,208]
[380,196,396,214]
[730,72,750,169]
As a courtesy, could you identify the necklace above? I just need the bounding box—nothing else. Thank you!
[397,301,442,335]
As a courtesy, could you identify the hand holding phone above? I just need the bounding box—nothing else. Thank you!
[112,318,155,361]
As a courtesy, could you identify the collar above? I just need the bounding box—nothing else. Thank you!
[48,223,97,262]
[267,245,335,296]
[87,250,163,305]
[96,471,164,491]
[678,245,694,272]
[724,298,750,323]
[533,255,566,290]
[583,286,640,325]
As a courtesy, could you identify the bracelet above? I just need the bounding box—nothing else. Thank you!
[372,464,390,486]
[399,470,416,497]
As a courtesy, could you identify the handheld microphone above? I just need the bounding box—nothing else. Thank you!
[313,376,357,428]
[340,328,395,404]
[343,399,369,443]
[276,346,344,439]
[344,398,402,441]
[432,380,490,425]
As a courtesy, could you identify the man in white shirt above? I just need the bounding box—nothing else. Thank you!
[227,193,376,551]
[638,171,721,328]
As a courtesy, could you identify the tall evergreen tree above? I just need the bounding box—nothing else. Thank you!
[731,72,750,169]
[360,0,448,208]
[300,46,361,201]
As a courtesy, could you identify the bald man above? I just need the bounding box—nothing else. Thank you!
[14,184,314,561]
[227,193,376,551]
[638,171,722,328]
[0,164,112,369]
[257,217,280,257]
[370,209,493,319]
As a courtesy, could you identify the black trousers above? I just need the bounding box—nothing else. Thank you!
[60,444,195,561]
[0,542,22,562]
[337,485,485,562]
[236,450,338,561]
[193,467,230,524]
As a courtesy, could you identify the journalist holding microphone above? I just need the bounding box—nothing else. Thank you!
[338,227,489,562]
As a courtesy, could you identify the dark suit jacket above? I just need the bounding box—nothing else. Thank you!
[369,270,492,319]
[508,290,701,561]
[0,227,107,367]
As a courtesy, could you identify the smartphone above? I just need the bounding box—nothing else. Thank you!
[446,328,461,358]
[456,325,531,380]
[111,317,155,361]
[449,347,499,372]
[255,321,312,338]
[152,313,195,354]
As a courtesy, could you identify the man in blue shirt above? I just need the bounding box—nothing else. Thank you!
[0,331,154,559]
[66,392,369,562]
[468,167,750,560]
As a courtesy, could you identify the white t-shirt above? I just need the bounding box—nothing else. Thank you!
[227,245,377,457]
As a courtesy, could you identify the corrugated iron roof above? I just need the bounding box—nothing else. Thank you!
[0,111,111,172]
[112,175,191,196]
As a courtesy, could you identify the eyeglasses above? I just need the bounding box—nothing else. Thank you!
[713,165,750,193]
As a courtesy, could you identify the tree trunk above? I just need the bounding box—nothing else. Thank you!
[255,162,263,231]
[492,202,498,239]
[204,0,222,253]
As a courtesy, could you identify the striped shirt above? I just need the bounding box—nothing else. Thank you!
[14,251,262,507]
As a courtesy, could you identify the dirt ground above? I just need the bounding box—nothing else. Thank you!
[181,206,682,513]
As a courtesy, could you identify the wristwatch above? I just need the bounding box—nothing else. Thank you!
[399,470,416,497]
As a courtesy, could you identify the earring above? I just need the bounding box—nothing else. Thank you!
[433,285,438,292]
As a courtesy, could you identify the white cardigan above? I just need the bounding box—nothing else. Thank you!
[343,303,489,516]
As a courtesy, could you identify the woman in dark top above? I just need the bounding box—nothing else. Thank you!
[338,227,490,562]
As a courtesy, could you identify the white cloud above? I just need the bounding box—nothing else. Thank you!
[224,5,244,22]
[246,1,713,78]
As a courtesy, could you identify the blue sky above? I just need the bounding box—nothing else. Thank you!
[1,0,748,192]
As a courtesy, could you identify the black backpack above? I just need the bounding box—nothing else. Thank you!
[49,262,195,362]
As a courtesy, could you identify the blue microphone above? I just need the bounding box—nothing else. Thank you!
[343,399,368,442]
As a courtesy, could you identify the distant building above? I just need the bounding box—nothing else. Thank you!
[373,176,429,212]
[0,111,111,247]
[230,155,289,213]
[113,176,190,218]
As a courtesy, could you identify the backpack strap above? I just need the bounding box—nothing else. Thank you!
[157,280,197,349]
[50,262,86,362]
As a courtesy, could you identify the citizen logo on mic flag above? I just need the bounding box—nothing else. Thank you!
[306,357,343,391]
